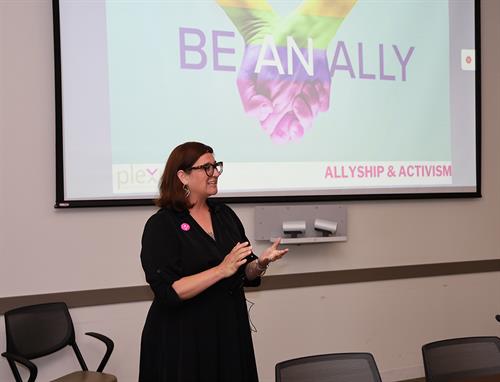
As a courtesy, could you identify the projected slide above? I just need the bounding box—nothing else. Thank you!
[55,0,478,204]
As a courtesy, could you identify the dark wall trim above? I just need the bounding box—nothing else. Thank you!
[0,286,153,316]
[258,259,500,290]
[1,259,500,314]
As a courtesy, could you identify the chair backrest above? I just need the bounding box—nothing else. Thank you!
[275,352,382,382]
[4,302,76,360]
[422,336,500,382]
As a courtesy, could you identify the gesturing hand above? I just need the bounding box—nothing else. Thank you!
[258,238,289,268]
[218,242,252,278]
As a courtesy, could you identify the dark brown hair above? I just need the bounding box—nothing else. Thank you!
[156,141,213,211]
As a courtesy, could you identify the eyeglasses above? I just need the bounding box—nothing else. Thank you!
[186,161,223,176]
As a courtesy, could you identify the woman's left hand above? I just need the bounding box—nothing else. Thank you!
[258,238,289,267]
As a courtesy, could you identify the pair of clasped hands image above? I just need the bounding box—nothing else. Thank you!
[217,0,356,144]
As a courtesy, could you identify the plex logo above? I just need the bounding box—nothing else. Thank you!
[114,165,160,190]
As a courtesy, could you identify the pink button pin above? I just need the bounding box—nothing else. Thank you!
[180,223,190,231]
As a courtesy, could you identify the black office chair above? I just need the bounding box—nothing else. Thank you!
[422,336,500,382]
[275,352,382,382]
[1,302,117,382]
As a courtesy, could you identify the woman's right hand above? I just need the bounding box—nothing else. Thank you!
[218,242,252,278]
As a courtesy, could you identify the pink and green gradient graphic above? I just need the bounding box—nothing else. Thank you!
[217,0,356,144]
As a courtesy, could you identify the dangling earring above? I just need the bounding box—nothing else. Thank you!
[183,184,191,198]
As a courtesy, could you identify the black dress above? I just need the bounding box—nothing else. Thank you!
[139,200,260,382]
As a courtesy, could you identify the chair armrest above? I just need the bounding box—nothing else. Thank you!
[1,352,38,382]
[85,332,114,372]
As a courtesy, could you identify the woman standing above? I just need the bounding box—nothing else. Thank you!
[139,142,288,382]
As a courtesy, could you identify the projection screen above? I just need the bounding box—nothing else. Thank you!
[53,0,480,207]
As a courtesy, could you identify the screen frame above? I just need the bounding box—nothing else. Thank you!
[52,0,482,208]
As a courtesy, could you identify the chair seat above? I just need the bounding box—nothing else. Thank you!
[51,371,117,382]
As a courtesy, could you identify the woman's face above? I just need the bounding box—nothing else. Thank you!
[181,153,221,202]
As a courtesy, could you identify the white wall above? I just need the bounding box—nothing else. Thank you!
[1,1,500,381]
